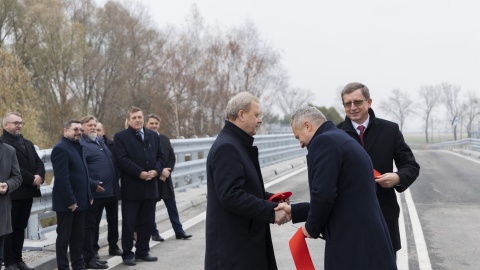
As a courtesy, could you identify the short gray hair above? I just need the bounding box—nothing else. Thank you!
[225,92,259,120]
[291,106,327,129]
[2,112,22,126]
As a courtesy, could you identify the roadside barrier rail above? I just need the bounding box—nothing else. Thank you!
[27,133,306,240]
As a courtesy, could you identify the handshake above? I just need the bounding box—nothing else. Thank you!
[274,202,291,225]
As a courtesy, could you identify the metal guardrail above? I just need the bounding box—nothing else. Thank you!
[428,138,480,152]
[27,134,306,240]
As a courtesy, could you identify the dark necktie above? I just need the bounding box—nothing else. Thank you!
[136,131,144,141]
[357,125,365,146]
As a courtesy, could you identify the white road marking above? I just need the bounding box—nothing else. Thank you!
[397,192,409,269]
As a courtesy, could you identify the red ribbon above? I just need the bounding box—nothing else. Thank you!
[289,227,315,270]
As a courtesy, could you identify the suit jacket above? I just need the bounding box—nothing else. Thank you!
[291,121,396,270]
[1,131,45,200]
[337,108,420,251]
[157,134,176,200]
[0,140,23,236]
[205,121,278,270]
[51,137,92,212]
[113,127,165,201]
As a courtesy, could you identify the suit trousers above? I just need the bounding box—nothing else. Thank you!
[93,196,119,252]
[56,210,86,270]
[152,198,183,235]
[122,199,155,260]
[4,198,33,266]
[0,234,5,267]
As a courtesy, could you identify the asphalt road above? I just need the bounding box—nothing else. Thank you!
[105,150,480,269]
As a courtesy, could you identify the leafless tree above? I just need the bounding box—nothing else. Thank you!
[460,91,480,138]
[379,89,414,132]
[418,85,441,143]
[277,88,315,117]
[440,82,461,141]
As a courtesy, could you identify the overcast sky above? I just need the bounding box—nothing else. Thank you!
[135,0,480,132]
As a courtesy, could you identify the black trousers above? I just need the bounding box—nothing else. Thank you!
[93,197,119,252]
[4,198,33,266]
[56,210,86,270]
[121,199,154,260]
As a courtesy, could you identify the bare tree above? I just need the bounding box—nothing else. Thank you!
[277,88,314,116]
[379,89,414,132]
[440,82,461,141]
[461,91,480,138]
[418,85,441,143]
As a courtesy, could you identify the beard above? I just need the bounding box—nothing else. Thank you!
[88,131,97,141]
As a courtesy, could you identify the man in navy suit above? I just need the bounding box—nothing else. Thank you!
[1,112,45,270]
[277,106,397,269]
[113,106,165,266]
[52,120,93,270]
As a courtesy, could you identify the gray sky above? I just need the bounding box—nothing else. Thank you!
[137,0,480,132]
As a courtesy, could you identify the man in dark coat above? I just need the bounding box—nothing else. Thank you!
[277,106,396,270]
[80,115,122,269]
[336,82,420,253]
[1,112,45,270]
[52,120,93,270]
[205,92,290,270]
[145,114,191,241]
[0,139,22,270]
[113,106,165,266]
[92,121,121,258]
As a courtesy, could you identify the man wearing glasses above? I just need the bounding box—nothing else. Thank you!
[51,120,93,270]
[337,82,420,256]
[1,112,45,270]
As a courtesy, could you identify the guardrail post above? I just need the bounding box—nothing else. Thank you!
[27,214,42,240]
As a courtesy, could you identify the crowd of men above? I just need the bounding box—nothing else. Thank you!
[0,108,191,270]
[0,81,419,270]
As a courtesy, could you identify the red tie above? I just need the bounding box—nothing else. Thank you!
[357,125,365,146]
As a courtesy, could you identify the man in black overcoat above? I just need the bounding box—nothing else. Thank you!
[113,106,165,266]
[1,112,45,270]
[51,120,93,270]
[277,106,397,269]
[145,114,191,241]
[205,92,290,270]
[337,82,420,254]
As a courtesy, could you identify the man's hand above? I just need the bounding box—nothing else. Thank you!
[68,203,78,212]
[274,202,291,215]
[0,182,8,194]
[161,168,171,178]
[375,172,400,188]
[96,181,105,192]
[274,209,291,225]
[33,174,43,189]
[147,170,158,180]
[140,171,151,181]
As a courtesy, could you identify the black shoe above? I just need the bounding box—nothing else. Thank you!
[84,259,108,269]
[123,259,136,266]
[134,255,158,262]
[96,259,108,265]
[5,264,20,270]
[151,233,164,242]
[15,261,33,270]
[108,246,122,256]
[175,231,192,239]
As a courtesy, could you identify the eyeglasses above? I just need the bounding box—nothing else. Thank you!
[6,121,24,126]
[71,128,84,133]
[343,99,368,108]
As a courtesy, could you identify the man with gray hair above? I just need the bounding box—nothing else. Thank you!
[0,131,22,270]
[205,91,289,270]
[79,115,121,269]
[276,106,397,269]
[1,112,45,270]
